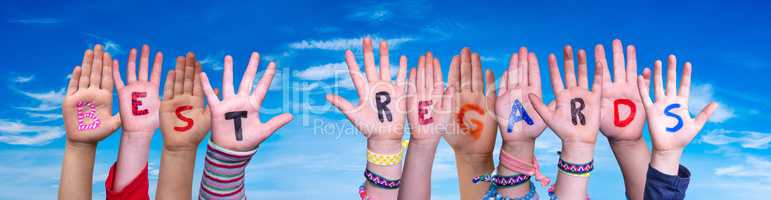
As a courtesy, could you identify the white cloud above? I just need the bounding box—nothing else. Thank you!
[689,84,734,123]
[715,156,771,178]
[15,88,65,112]
[701,129,771,149]
[346,0,428,23]
[26,112,62,122]
[86,33,123,55]
[13,75,34,83]
[8,18,61,24]
[199,53,224,71]
[288,36,414,51]
[0,119,64,145]
[293,62,348,80]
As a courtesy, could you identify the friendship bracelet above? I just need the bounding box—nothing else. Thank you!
[366,140,409,166]
[482,180,539,200]
[473,173,531,188]
[556,152,593,176]
[499,150,551,187]
[364,168,400,189]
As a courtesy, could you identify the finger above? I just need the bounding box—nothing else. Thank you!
[528,94,553,123]
[448,56,460,92]
[150,52,164,86]
[101,54,113,90]
[363,38,379,82]
[112,60,124,91]
[199,72,220,105]
[666,55,677,96]
[434,58,443,85]
[222,55,235,98]
[252,62,276,107]
[612,39,626,84]
[127,48,137,83]
[508,52,518,87]
[426,52,435,93]
[78,49,93,89]
[173,56,185,95]
[417,56,426,96]
[163,70,175,100]
[238,52,260,96]
[184,52,196,95]
[193,62,204,98]
[472,53,483,93]
[519,48,529,88]
[528,53,542,91]
[67,67,82,95]
[408,68,418,108]
[547,54,565,94]
[441,86,456,113]
[637,68,653,107]
[396,55,408,87]
[679,62,692,97]
[563,45,577,88]
[326,94,356,118]
[484,69,496,108]
[138,45,150,81]
[595,44,612,87]
[592,50,603,93]
[498,70,508,95]
[653,60,665,99]
[694,102,719,132]
[626,45,638,82]
[263,113,294,136]
[106,113,122,134]
[460,48,472,92]
[379,41,391,81]
[89,44,103,89]
[577,49,589,89]
[345,50,367,99]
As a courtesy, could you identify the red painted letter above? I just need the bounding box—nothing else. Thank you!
[418,100,434,125]
[174,105,194,132]
[131,92,149,115]
[613,99,636,127]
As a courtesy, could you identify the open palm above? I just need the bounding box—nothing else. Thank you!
[406,52,454,140]
[160,53,211,151]
[496,47,547,142]
[114,45,162,135]
[598,40,646,141]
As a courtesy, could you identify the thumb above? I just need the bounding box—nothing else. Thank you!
[326,94,356,120]
[693,102,719,133]
[107,113,122,132]
[528,93,553,126]
[263,113,293,137]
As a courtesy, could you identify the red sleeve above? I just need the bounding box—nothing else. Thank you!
[105,162,149,200]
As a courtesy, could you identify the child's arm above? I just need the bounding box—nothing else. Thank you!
[399,52,455,199]
[108,45,162,199]
[59,44,122,200]
[156,53,211,199]
[495,48,549,198]
[596,40,650,200]
[637,55,718,200]
[529,45,603,200]
[197,52,293,199]
[442,48,498,199]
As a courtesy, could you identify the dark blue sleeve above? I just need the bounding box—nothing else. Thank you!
[644,164,691,200]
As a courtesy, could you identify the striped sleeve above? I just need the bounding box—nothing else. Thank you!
[199,141,257,200]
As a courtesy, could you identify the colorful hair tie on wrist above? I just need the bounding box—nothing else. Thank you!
[366,140,409,166]
[364,168,400,190]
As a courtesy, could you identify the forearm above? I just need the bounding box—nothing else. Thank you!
[365,139,403,199]
[199,140,255,199]
[554,142,595,200]
[113,131,153,191]
[650,150,682,175]
[609,138,650,200]
[156,148,197,200]
[59,141,97,200]
[398,138,439,200]
[454,152,494,200]
[496,141,535,197]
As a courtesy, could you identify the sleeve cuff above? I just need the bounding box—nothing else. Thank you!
[105,162,149,200]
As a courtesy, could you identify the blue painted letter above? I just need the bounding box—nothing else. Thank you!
[507,99,534,133]
[664,103,683,133]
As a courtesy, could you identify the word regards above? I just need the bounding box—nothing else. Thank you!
[507,99,534,133]
[131,92,149,115]
[457,104,484,140]
[375,91,393,122]
[663,103,683,133]
[418,100,434,124]
[225,111,248,141]
[174,105,194,132]
[613,99,636,127]
[570,98,587,125]
[77,101,101,131]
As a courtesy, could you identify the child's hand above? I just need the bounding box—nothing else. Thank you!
[159,53,211,151]
[496,47,547,143]
[200,52,293,151]
[637,55,718,174]
[598,40,646,142]
[62,44,121,144]
[326,38,408,146]
[114,45,162,137]
[443,48,498,155]
[406,52,455,142]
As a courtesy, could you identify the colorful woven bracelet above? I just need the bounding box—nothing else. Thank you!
[366,140,409,166]
[482,180,538,200]
[364,168,400,189]
[473,173,531,188]
[557,157,593,176]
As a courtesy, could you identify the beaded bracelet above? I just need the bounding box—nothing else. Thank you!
[364,168,400,189]
[556,155,593,176]
[481,180,538,200]
[358,183,372,200]
[366,140,409,166]
[547,183,590,200]
[473,173,531,188]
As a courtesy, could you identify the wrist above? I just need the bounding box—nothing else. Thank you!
[65,140,98,153]
[367,138,404,154]
[560,142,595,163]
[498,141,535,175]
[651,149,683,175]
[609,137,646,148]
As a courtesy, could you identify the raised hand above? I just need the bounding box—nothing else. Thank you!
[326,38,408,146]
[496,47,547,142]
[598,40,646,141]
[160,52,211,150]
[638,55,718,174]
[114,44,162,136]
[63,44,121,143]
[443,48,497,155]
[406,52,454,141]
[200,52,293,151]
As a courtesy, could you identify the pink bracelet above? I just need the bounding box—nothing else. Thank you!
[499,150,551,187]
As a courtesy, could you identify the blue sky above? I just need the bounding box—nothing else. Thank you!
[1,0,770,199]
